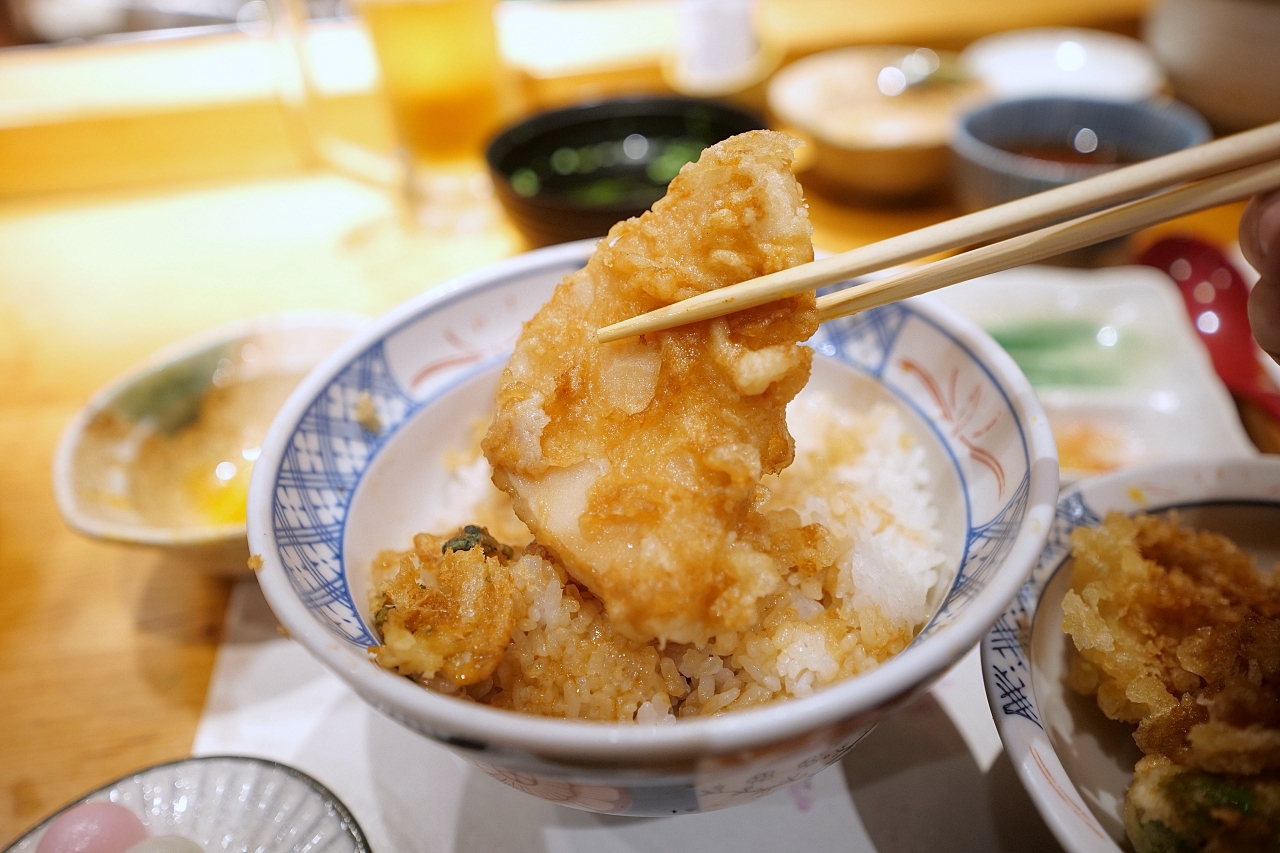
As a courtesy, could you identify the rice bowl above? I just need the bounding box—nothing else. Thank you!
[248,239,1058,814]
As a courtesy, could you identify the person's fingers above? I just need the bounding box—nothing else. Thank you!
[1240,188,1280,274]
[1249,247,1280,363]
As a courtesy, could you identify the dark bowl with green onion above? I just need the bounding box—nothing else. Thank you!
[486,97,765,247]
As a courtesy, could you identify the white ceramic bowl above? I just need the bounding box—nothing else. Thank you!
[1145,0,1280,131]
[961,28,1166,102]
[981,457,1280,853]
[247,240,1058,815]
[3,755,369,853]
[53,313,364,574]
[766,46,987,201]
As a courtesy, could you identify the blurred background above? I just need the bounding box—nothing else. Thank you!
[0,0,342,44]
[4,0,1280,845]
[2,0,1277,204]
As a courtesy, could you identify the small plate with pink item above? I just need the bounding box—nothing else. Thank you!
[3,755,368,853]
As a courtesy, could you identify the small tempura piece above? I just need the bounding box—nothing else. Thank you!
[482,130,821,645]
[1062,513,1280,775]
[1125,755,1280,853]
[373,535,676,721]
[371,526,517,686]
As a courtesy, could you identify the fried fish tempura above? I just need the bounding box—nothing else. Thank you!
[482,130,822,645]
[1064,513,1280,775]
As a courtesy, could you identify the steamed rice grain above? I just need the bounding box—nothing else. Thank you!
[369,386,946,722]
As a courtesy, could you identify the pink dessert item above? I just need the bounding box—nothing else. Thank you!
[35,802,148,853]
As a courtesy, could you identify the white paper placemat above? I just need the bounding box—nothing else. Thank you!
[194,578,1063,853]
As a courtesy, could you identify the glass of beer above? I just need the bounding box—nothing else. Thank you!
[357,0,506,173]
[368,0,513,227]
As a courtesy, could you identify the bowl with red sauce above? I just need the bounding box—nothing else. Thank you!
[951,96,1211,213]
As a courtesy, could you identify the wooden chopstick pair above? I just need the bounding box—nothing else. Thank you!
[597,120,1280,343]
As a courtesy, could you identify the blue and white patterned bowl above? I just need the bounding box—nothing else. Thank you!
[247,239,1058,815]
[981,457,1280,853]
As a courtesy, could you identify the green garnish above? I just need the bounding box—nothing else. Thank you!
[442,525,514,560]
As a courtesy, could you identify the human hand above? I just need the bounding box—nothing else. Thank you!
[1241,189,1280,363]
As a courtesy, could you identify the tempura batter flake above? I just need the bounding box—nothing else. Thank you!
[1064,512,1280,852]
[371,528,517,686]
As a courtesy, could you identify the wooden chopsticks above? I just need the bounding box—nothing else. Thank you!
[817,157,1280,321]
[596,120,1280,344]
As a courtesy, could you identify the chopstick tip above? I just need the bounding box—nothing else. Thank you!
[595,323,630,344]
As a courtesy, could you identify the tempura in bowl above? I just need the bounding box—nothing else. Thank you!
[367,131,946,721]
[981,459,1280,853]
[1064,512,1280,851]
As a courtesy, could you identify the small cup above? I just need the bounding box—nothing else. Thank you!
[951,96,1211,264]
[767,46,988,202]
[485,97,765,247]
[1145,0,1280,132]
[269,0,517,229]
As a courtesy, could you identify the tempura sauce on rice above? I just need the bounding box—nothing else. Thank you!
[370,390,944,722]
[368,131,945,721]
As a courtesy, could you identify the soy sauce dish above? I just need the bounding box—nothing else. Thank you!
[951,96,1211,212]
[486,98,765,247]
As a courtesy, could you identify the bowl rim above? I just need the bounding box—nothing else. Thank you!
[52,310,368,548]
[980,455,1280,853]
[248,239,1059,764]
[1,754,370,853]
[764,44,972,153]
[951,95,1213,184]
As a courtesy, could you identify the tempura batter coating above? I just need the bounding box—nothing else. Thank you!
[1125,755,1280,853]
[371,526,517,685]
[482,131,820,644]
[1064,513,1280,774]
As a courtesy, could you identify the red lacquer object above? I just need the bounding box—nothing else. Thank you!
[1139,236,1280,421]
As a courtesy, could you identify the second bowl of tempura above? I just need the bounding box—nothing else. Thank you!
[248,132,1058,815]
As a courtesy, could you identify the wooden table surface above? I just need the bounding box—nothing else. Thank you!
[0,0,1264,842]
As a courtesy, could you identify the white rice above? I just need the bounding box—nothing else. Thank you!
[382,386,946,721]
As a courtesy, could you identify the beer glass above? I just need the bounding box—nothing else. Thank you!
[277,0,514,229]
[358,0,505,169]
